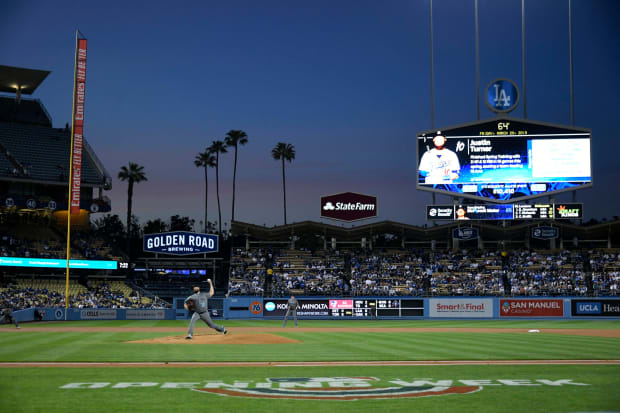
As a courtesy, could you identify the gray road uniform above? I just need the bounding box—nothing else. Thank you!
[283,297,299,327]
[0,308,19,328]
[185,292,225,336]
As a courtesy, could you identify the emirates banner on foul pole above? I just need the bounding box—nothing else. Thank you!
[70,37,87,214]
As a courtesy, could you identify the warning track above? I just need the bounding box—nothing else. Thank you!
[0,360,618,368]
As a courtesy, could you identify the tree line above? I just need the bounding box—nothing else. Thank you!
[115,130,296,255]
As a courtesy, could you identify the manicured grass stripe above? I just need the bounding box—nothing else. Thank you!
[1,365,619,413]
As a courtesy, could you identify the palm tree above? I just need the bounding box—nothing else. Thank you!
[224,130,248,223]
[271,142,295,225]
[207,140,227,234]
[118,162,147,255]
[194,150,216,233]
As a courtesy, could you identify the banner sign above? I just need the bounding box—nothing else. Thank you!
[555,203,583,219]
[571,299,620,317]
[452,227,478,240]
[321,192,377,222]
[0,257,117,270]
[531,226,559,240]
[261,299,424,318]
[143,231,219,255]
[263,299,330,317]
[500,299,563,317]
[429,298,494,318]
[70,36,88,214]
[126,310,166,320]
[426,203,582,221]
[80,309,117,320]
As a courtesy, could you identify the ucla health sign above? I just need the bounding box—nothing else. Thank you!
[571,299,620,317]
[143,231,218,255]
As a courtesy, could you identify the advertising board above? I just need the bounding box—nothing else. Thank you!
[429,298,494,318]
[80,309,117,320]
[143,231,218,255]
[320,192,377,222]
[500,299,563,317]
[531,226,559,240]
[126,310,166,320]
[0,257,117,270]
[571,300,620,317]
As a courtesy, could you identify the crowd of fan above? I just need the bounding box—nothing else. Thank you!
[0,282,166,311]
[0,233,112,261]
[228,247,620,297]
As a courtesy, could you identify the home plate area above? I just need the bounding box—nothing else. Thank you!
[127,333,300,345]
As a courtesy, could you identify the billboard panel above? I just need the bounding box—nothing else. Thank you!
[70,37,88,214]
[429,298,494,318]
[416,118,592,202]
[143,231,218,255]
[571,300,620,317]
[320,192,377,222]
[500,299,563,317]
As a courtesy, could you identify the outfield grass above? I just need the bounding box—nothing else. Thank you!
[0,320,618,362]
[0,319,618,412]
[1,365,618,413]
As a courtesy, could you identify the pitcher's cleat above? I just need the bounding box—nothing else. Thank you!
[222,328,228,335]
[185,335,192,340]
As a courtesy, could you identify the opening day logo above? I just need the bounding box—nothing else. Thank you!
[60,377,589,401]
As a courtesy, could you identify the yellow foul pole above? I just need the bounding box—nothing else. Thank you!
[65,31,80,312]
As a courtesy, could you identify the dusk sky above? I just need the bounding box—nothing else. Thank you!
[2,0,619,229]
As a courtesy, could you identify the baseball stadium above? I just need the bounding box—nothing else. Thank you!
[1,2,619,413]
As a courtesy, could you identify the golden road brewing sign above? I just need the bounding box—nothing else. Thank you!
[143,231,218,255]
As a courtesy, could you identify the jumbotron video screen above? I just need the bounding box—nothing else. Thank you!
[416,118,592,202]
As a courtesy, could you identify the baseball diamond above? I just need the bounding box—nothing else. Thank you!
[2,1,620,412]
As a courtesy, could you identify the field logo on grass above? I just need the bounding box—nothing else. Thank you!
[192,377,481,400]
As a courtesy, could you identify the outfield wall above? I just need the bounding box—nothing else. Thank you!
[11,297,619,322]
[226,296,620,320]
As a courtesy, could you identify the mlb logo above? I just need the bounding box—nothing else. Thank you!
[576,302,601,314]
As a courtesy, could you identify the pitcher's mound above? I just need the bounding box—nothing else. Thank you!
[128,333,300,345]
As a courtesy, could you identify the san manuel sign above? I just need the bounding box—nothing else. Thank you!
[143,231,218,255]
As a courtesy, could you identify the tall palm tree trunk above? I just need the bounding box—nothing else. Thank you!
[216,153,222,234]
[282,158,287,225]
[232,147,238,222]
[204,166,208,232]
[126,180,133,255]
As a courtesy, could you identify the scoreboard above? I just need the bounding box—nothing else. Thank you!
[333,299,424,317]
[263,298,424,318]
[427,203,582,220]
[416,118,592,202]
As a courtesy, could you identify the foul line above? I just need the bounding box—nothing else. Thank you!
[0,360,618,368]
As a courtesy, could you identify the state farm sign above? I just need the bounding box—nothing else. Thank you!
[500,299,564,317]
[321,192,377,222]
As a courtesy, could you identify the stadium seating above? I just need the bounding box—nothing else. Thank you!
[228,247,620,297]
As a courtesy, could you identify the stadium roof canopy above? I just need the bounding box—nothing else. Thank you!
[0,65,50,95]
[231,219,620,245]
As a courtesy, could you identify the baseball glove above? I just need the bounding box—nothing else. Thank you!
[186,300,195,312]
